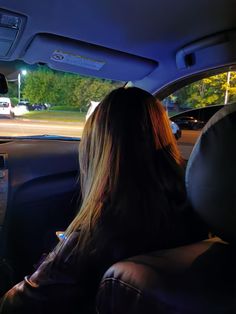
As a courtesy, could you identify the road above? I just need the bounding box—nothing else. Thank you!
[0,118,201,159]
[0,118,84,137]
[178,129,201,159]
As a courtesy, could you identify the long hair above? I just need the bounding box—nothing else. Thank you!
[62,87,184,251]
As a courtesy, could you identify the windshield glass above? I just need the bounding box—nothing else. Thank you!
[0,63,124,138]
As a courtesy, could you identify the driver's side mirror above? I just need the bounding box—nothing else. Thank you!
[0,73,8,94]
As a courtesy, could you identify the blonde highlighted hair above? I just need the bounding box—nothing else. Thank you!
[62,87,183,250]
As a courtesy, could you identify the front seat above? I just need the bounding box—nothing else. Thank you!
[96,103,236,314]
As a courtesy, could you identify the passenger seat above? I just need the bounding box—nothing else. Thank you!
[96,103,236,314]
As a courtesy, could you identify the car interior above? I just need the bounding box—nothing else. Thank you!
[0,0,235,312]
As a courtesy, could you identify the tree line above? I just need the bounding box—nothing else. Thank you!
[166,71,236,111]
[5,66,121,111]
[4,67,236,111]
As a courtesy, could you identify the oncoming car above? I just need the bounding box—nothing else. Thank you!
[0,1,235,313]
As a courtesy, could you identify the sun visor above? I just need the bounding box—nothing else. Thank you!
[23,34,158,81]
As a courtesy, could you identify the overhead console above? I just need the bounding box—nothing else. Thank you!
[23,33,158,81]
[0,10,26,59]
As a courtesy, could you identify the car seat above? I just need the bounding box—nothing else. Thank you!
[96,103,236,314]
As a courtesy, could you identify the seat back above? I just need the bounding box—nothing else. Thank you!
[96,103,236,314]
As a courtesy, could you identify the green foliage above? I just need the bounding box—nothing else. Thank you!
[6,67,236,113]
[167,71,236,109]
[11,97,19,106]
[22,66,121,111]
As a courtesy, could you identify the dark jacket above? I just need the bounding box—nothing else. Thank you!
[0,232,100,314]
[0,154,208,314]
[0,201,208,314]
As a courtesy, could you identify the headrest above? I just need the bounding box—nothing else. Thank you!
[186,103,236,243]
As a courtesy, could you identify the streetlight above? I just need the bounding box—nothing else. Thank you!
[18,69,27,103]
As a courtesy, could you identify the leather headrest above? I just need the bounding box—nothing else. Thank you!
[186,103,236,243]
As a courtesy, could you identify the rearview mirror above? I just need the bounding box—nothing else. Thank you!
[0,73,8,94]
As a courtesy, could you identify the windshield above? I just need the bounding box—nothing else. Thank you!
[0,63,124,138]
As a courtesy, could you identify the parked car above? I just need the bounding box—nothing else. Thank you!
[13,105,29,116]
[171,115,205,130]
[171,105,225,130]
[13,101,32,116]
[0,97,14,118]
[31,103,48,111]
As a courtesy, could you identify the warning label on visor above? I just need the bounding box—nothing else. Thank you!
[50,50,105,71]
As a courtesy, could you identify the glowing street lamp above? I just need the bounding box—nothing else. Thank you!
[18,69,27,103]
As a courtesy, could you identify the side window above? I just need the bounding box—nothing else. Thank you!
[163,71,236,159]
